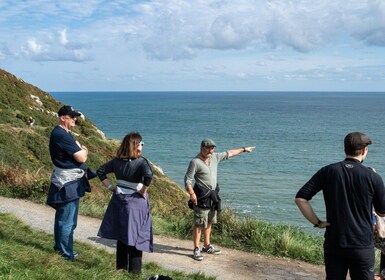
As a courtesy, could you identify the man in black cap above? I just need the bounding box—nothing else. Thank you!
[295,131,385,279]
[184,138,255,261]
[47,105,93,261]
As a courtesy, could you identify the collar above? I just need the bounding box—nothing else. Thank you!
[344,158,362,163]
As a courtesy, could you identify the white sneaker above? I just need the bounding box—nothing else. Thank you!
[202,244,221,255]
[193,247,203,261]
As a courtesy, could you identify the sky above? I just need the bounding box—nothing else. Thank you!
[1,0,385,92]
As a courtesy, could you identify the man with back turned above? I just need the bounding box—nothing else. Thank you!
[295,132,385,280]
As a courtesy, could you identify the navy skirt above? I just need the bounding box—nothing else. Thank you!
[98,192,153,252]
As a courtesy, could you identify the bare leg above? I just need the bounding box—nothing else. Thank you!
[203,223,212,247]
[193,226,202,248]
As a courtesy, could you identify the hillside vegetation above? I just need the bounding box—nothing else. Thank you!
[0,68,190,220]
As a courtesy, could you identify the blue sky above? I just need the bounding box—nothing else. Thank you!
[1,0,385,92]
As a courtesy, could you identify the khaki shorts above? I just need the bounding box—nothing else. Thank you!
[193,207,217,228]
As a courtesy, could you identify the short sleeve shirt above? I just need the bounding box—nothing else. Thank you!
[49,126,84,169]
[184,152,229,190]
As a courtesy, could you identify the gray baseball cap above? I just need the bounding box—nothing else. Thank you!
[201,138,216,147]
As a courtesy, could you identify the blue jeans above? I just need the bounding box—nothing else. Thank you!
[54,199,79,260]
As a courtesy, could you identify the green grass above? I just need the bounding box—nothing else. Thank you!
[0,212,215,280]
[0,160,326,266]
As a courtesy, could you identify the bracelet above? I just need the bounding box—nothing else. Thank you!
[313,220,322,227]
[242,147,246,152]
[107,184,113,190]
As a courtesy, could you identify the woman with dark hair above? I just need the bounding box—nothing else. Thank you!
[96,131,153,274]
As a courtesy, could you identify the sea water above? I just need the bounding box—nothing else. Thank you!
[51,91,385,232]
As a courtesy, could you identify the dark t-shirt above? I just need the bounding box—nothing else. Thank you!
[47,126,90,206]
[49,126,84,169]
[296,158,385,248]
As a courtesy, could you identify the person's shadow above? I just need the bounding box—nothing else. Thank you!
[88,237,191,257]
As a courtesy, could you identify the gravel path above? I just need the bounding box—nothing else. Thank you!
[0,196,325,280]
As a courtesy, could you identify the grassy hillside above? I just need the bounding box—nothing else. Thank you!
[0,68,190,220]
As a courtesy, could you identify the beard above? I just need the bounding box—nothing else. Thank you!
[201,151,213,158]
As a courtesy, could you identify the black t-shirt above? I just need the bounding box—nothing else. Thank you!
[296,158,385,248]
[97,157,153,186]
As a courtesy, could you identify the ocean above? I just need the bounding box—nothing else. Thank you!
[50,91,385,233]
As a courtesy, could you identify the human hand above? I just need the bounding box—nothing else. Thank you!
[244,146,256,153]
[190,193,197,205]
[138,186,148,198]
[107,184,116,192]
[317,221,331,228]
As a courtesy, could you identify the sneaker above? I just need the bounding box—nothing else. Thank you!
[202,244,221,255]
[62,254,76,262]
[56,250,78,261]
[193,247,203,261]
[54,249,78,257]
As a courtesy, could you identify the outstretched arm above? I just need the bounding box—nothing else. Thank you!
[228,146,255,158]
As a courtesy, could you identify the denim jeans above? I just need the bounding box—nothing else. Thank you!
[54,199,79,260]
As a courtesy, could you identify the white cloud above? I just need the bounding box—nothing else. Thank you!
[348,0,385,46]
[0,0,385,91]
[25,38,46,55]
[2,0,385,61]
[135,0,385,58]
[19,30,92,62]
[59,29,69,46]
[208,16,254,49]
[141,8,196,60]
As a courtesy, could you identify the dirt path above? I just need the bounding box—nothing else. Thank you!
[0,196,325,279]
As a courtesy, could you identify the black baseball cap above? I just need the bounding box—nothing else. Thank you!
[344,132,372,154]
[58,105,81,117]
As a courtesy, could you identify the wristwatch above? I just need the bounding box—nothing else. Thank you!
[314,220,322,227]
